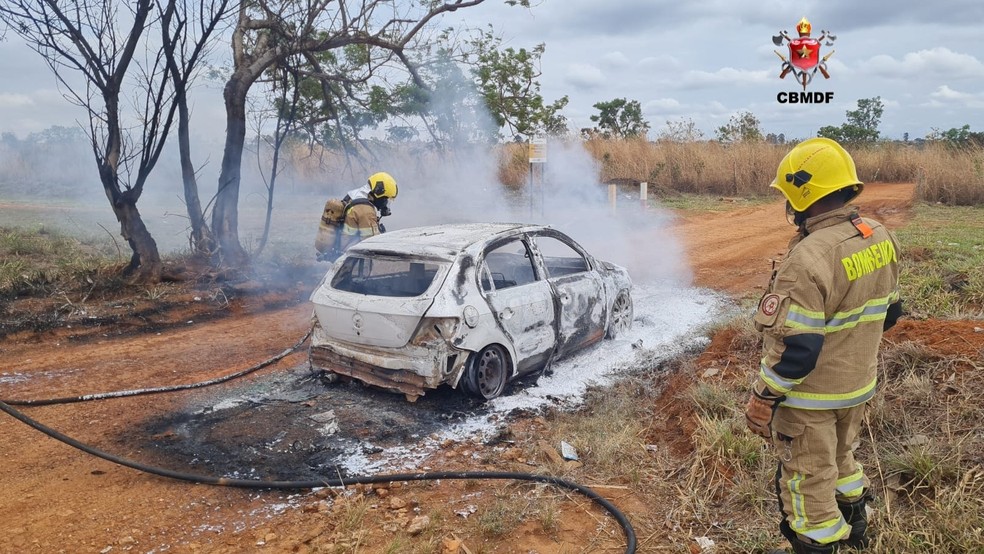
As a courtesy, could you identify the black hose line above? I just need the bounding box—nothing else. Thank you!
[1,328,313,406]
[0,399,637,553]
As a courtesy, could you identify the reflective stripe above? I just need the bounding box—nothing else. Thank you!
[782,378,877,410]
[793,515,852,544]
[760,360,800,393]
[825,294,894,333]
[785,293,898,334]
[789,472,807,531]
[785,305,826,331]
[836,466,865,497]
[788,473,852,544]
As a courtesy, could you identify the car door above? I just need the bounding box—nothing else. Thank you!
[479,237,556,375]
[529,232,607,358]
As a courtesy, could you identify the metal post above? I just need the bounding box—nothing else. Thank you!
[639,181,648,209]
[608,183,617,215]
[529,162,534,220]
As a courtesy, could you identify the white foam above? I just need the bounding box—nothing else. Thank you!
[335,282,733,473]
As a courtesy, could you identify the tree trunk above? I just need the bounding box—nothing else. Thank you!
[114,195,163,282]
[212,75,250,267]
[176,92,215,256]
[100,93,162,283]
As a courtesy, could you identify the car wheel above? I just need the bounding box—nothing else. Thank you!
[464,345,509,400]
[606,290,633,339]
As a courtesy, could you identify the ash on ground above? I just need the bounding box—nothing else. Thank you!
[136,283,732,480]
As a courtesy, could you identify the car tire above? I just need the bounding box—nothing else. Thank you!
[606,290,633,339]
[463,344,510,400]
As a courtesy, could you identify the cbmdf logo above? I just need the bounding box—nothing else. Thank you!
[773,17,836,104]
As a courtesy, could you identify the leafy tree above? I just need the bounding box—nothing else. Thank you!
[765,132,787,145]
[715,110,763,143]
[26,125,88,145]
[926,124,984,148]
[211,0,528,266]
[818,96,884,144]
[657,117,703,142]
[589,98,650,139]
[469,31,569,139]
[409,46,498,146]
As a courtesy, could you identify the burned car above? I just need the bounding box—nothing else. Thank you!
[309,223,633,401]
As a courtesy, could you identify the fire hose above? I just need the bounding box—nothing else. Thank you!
[0,333,638,552]
[1,328,313,406]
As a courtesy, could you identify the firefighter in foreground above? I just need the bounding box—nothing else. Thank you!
[744,138,902,553]
[315,171,398,261]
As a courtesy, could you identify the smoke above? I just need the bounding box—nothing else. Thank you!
[1,76,690,287]
[379,138,690,285]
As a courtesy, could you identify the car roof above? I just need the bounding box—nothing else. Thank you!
[349,223,541,259]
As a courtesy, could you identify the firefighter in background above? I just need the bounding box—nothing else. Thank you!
[315,171,398,261]
[744,138,902,553]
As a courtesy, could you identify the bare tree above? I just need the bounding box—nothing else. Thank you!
[0,0,175,282]
[210,0,526,266]
[159,0,234,257]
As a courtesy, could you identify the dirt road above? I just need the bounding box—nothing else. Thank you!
[0,183,931,553]
[674,182,914,294]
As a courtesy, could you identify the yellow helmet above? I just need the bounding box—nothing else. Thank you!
[771,137,863,213]
[367,171,398,199]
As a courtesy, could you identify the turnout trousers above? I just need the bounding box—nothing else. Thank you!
[771,403,870,545]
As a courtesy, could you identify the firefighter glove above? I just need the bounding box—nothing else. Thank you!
[745,387,785,438]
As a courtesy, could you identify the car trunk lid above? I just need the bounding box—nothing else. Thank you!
[311,254,451,348]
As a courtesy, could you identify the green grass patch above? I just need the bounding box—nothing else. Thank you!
[0,226,120,295]
[895,203,984,318]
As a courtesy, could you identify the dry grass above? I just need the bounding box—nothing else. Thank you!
[912,143,984,205]
[642,321,984,552]
[860,340,984,552]
[541,385,653,485]
[494,139,984,205]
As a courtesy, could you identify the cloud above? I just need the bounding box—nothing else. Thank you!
[931,85,973,101]
[925,85,984,109]
[563,63,606,90]
[679,67,772,88]
[601,51,631,68]
[820,1,984,31]
[0,93,35,109]
[639,54,683,70]
[643,98,683,112]
[864,47,984,79]
[550,0,685,37]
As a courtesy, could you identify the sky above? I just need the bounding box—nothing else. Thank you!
[446,0,984,141]
[1,0,983,142]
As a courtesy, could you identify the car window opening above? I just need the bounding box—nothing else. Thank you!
[482,239,538,291]
[534,236,589,278]
[331,256,443,297]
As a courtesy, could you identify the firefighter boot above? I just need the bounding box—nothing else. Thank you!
[837,495,871,549]
[779,520,839,554]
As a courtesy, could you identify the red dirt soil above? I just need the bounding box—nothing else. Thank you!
[2,182,981,553]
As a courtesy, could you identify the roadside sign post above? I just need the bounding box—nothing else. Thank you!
[528,137,547,218]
